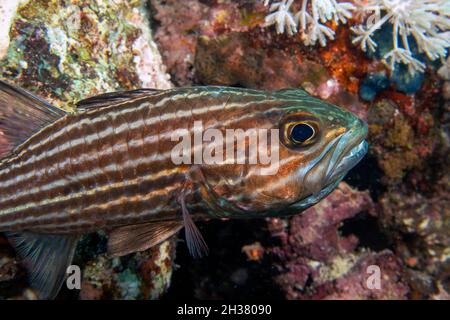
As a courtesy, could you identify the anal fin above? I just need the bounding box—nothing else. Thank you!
[108,221,183,257]
[5,232,79,299]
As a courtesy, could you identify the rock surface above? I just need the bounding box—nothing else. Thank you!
[267,183,411,299]
[0,0,174,300]
[0,0,171,110]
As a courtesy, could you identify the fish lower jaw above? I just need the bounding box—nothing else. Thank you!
[325,139,368,184]
[290,175,344,212]
[339,140,368,171]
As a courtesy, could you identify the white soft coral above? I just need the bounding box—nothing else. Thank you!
[264,0,298,35]
[264,0,355,46]
[351,0,450,74]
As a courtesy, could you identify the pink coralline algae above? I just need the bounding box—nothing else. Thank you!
[321,251,410,300]
[269,183,373,262]
[151,0,209,86]
[268,182,409,299]
[380,183,450,299]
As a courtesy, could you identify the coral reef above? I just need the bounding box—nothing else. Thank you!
[0,0,448,300]
[0,0,170,109]
[264,0,355,45]
[195,31,332,91]
[0,0,174,300]
[266,182,410,300]
[0,0,30,60]
[151,0,449,300]
[77,237,176,300]
[367,99,421,181]
[150,0,256,86]
[261,0,450,75]
[351,0,449,74]
[380,183,449,299]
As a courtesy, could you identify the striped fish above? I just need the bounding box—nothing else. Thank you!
[0,80,367,299]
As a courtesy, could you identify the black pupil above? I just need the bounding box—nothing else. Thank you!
[291,123,314,143]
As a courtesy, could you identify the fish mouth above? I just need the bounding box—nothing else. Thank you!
[334,140,367,174]
[285,119,368,214]
[323,119,368,185]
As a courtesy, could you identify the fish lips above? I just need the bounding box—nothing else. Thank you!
[324,121,368,185]
[329,139,368,181]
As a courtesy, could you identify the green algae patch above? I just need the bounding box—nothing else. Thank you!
[0,0,169,111]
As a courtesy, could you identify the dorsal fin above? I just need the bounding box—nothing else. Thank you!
[275,88,310,98]
[76,89,163,109]
[0,80,66,158]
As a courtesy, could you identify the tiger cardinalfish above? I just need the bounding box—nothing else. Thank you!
[0,80,367,299]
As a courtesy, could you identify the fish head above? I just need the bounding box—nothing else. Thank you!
[197,88,368,217]
[271,93,368,215]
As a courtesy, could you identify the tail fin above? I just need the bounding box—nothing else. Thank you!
[1,80,70,299]
[0,79,66,158]
[6,232,79,299]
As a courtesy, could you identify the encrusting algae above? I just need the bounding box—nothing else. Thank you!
[0,0,174,300]
[0,0,171,110]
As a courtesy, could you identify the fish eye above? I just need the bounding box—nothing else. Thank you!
[279,114,320,149]
[290,122,315,144]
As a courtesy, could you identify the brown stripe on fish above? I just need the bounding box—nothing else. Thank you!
[1,123,254,230]
[0,91,280,187]
[1,86,269,165]
[0,175,185,230]
[0,89,270,191]
[0,89,284,231]
[0,97,274,209]
[0,89,310,229]
[2,179,185,233]
[28,198,211,234]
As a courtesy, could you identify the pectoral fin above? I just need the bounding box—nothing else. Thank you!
[108,221,183,257]
[5,232,79,299]
[178,194,209,258]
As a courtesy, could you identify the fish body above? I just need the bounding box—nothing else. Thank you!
[0,81,367,298]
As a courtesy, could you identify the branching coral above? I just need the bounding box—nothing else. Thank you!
[263,0,450,75]
[351,0,450,74]
[264,0,355,46]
